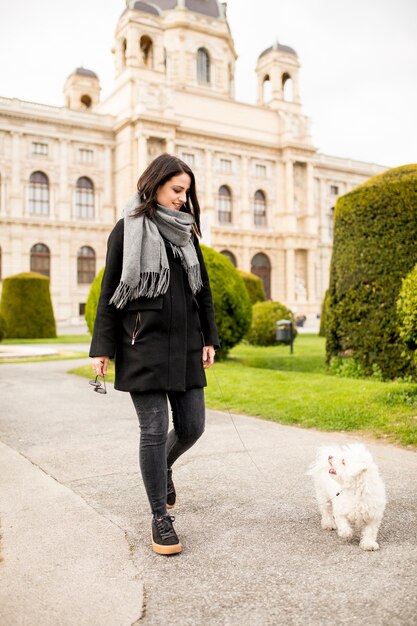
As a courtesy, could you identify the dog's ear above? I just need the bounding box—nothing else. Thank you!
[349,461,368,477]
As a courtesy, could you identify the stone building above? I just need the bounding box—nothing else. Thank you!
[0,0,386,325]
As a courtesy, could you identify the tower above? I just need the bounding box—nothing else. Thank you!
[63,68,100,111]
[256,41,301,109]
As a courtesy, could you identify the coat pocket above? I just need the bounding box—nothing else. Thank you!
[128,296,164,345]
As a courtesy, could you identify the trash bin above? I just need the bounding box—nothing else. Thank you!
[276,319,294,353]
[276,319,293,342]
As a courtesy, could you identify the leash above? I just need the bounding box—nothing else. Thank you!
[211,367,343,504]
[211,366,276,486]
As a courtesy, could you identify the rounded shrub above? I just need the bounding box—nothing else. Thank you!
[85,248,252,360]
[0,310,8,341]
[397,262,417,360]
[246,300,297,347]
[238,270,266,305]
[85,267,105,334]
[0,272,56,338]
[326,164,417,379]
[201,246,252,359]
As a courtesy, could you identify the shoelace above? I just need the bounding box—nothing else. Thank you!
[155,515,176,540]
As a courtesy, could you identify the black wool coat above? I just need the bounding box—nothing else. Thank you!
[89,218,220,393]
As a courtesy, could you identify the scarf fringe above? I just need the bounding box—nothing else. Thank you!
[109,269,170,309]
[186,263,203,294]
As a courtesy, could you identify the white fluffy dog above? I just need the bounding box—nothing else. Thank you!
[307,443,386,550]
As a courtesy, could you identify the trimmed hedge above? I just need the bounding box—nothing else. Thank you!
[319,290,329,338]
[85,246,252,360]
[238,270,266,305]
[326,164,417,379]
[0,272,56,338]
[246,300,297,346]
[85,268,105,334]
[397,262,417,358]
[0,310,7,341]
[201,246,252,359]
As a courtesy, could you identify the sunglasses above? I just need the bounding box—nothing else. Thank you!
[89,374,107,394]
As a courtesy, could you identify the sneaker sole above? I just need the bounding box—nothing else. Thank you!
[151,537,182,555]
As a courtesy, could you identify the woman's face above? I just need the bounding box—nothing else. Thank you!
[156,173,191,211]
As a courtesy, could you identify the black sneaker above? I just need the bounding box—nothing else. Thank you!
[151,515,182,555]
[167,468,176,509]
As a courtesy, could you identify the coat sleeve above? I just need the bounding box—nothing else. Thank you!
[89,219,124,358]
[194,237,220,349]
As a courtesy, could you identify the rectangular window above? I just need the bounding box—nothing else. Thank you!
[330,185,339,195]
[255,164,267,178]
[79,148,94,163]
[32,142,48,156]
[181,153,195,167]
[220,158,232,173]
[79,303,86,316]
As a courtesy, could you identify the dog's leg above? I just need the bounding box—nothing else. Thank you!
[359,520,381,551]
[334,515,353,540]
[317,493,336,530]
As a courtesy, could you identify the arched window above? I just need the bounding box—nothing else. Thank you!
[30,243,50,277]
[251,253,271,299]
[29,171,49,215]
[140,35,153,68]
[197,48,210,84]
[254,190,267,226]
[80,94,92,109]
[75,177,94,219]
[263,74,272,102]
[121,38,127,67]
[282,72,293,102]
[220,250,237,267]
[218,186,232,224]
[77,246,96,284]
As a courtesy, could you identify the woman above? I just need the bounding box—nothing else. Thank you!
[90,154,219,556]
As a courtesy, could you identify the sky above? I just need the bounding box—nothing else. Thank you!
[0,0,416,168]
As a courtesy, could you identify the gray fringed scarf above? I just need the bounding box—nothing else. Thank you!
[109,193,203,309]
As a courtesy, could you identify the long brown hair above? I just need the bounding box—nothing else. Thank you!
[132,153,202,236]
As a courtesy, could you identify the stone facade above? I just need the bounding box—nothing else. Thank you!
[0,0,386,324]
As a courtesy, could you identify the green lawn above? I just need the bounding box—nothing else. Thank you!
[69,335,417,448]
[2,335,90,344]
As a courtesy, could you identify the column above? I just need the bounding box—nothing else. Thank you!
[285,160,294,214]
[241,155,251,228]
[286,248,295,303]
[202,149,214,245]
[307,249,316,303]
[10,132,22,217]
[137,135,148,173]
[306,162,314,215]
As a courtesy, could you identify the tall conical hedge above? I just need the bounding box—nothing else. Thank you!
[0,272,56,338]
[326,164,417,379]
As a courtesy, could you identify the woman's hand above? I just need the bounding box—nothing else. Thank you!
[91,356,110,376]
[202,345,215,369]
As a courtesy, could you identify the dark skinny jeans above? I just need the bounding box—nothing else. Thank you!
[130,388,205,517]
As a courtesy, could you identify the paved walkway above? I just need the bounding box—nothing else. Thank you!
[0,357,416,626]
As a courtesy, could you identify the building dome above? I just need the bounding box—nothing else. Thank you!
[72,67,99,79]
[259,41,297,59]
[132,1,161,15]
[129,0,222,18]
